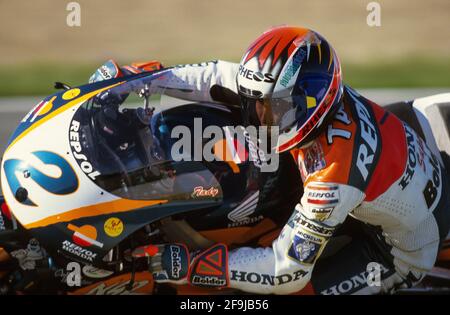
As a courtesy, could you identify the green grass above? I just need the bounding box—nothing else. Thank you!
[0,57,449,97]
[0,63,96,97]
[343,57,450,88]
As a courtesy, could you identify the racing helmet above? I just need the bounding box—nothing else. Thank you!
[236,26,344,153]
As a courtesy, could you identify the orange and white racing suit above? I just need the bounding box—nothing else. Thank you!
[113,60,450,294]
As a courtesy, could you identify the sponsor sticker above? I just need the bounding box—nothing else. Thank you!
[301,142,326,178]
[288,230,324,265]
[69,119,101,181]
[238,65,275,83]
[279,48,306,88]
[227,215,264,228]
[21,97,55,123]
[306,184,339,206]
[311,206,335,221]
[189,244,228,288]
[0,212,5,231]
[230,269,308,286]
[71,272,153,295]
[68,224,104,248]
[399,123,417,190]
[289,210,335,237]
[104,217,124,237]
[170,245,183,279]
[227,191,260,226]
[62,88,81,100]
[191,186,219,198]
[347,88,380,183]
[61,240,98,262]
[320,264,391,295]
[82,265,114,279]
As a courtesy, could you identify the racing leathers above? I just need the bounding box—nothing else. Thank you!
[96,59,450,294]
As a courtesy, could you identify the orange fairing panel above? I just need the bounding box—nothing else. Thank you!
[24,199,168,229]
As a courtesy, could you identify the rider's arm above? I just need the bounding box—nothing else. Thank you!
[228,182,365,294]
[119,59,240,104]
[90,59,240,105]
[147,60,240,105]
[131,60,243,105]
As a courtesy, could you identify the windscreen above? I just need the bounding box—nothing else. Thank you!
[69,74,222,202]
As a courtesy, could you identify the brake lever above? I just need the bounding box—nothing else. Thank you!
[139,84,155,112]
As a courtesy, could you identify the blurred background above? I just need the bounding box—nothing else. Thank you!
[0,0,449,96]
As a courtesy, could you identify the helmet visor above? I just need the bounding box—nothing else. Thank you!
[241,74,333,133]
[242,91,308,133]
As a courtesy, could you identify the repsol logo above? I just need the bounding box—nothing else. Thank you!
[399,124,416,190]
[62,240,97,262]
[238,65,275,83]
[307,192,336,199]
[230,269,308,286]
[348,89,379,181]
[100,65,113,80]
[69,120,101,181]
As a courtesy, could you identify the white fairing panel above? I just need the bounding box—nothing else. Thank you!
[1,101,118,227]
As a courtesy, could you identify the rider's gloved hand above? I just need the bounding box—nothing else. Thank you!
[132,243,229,288]
[143,244,190,285]
[89,59,164,83]
[89,60,123,83]
[89,59,164,108]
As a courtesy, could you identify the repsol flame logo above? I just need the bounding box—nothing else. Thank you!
[3,151,78,206]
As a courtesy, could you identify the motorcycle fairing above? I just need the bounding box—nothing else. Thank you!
[30,198,221,265]
[1,69,228,265]
[5,78,129,152]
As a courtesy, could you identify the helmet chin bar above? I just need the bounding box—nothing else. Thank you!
[276,96,344,153]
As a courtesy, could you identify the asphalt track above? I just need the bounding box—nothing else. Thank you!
[0,88,448,159]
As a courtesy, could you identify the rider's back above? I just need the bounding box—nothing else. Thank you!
[296,86,449,274]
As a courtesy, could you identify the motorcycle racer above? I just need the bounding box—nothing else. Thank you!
[90,26,450,294]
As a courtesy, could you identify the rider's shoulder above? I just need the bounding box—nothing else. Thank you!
[295,87,387,188]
